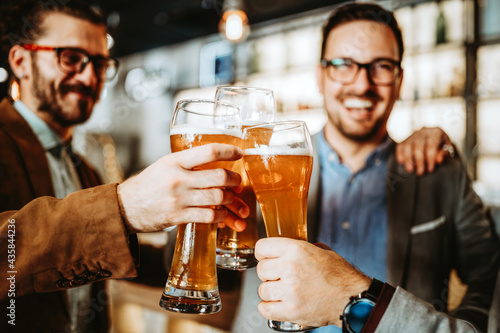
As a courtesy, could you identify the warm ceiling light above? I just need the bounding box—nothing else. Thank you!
[219,0,250,42]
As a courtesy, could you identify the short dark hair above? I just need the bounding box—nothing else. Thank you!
[1,0,105,49]
[0,0,106,99]
[320,3,404,61]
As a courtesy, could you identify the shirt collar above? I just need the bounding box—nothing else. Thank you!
[318,129,395,168]
[14,100,64,151]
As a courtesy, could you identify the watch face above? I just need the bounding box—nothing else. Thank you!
[344,299,375,333]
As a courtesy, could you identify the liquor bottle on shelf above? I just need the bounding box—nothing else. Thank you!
[436,3,447,45]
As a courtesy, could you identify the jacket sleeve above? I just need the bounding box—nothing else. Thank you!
[0,183,138,299]
[374,288,481,333]
[450,158,500,331]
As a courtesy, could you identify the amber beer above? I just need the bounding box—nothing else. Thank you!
[216,169,258,258]
[160,126,242,313]
[243,121,315,332]
[243,148,313,240]
[216,123,261,269]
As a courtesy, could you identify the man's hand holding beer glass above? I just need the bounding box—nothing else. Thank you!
[118,143,249,234]
[255,238,371,329]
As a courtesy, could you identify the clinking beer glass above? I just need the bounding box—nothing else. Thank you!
[214,86,276,270]
[243,121,315,332]
[159,99,241,314]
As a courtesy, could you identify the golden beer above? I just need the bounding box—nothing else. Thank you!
[216,123,261,269]
[160,98,241,315]
[243,120,315,332]
[214,86,276,270]
[161,128,242,312]
[243,150,313,240]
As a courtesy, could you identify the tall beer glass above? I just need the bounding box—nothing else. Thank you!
[159,99,241,314]
[214,86,276,270]
[243,121,315,332]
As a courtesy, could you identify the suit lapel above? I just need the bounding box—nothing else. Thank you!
[386,153,417,286]
[0,98,54,197]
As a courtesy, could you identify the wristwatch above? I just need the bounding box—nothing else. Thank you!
[341,279,384,333]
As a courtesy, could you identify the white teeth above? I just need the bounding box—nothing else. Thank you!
[343,98,373,109]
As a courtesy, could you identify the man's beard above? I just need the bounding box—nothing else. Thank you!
[31,61,99,127]
[330,91,388,142]
[334,114,387,142]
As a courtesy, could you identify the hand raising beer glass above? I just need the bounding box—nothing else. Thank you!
[214,86,276,270]
[159,99,241,314]
[243,121,315,331]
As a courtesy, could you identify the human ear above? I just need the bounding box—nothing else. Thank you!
[9,45,31,80]
[395,68,404,100]
[316,64,325,95]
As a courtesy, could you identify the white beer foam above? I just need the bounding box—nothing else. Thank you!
[170,126,242,138]
[245,147,312,156]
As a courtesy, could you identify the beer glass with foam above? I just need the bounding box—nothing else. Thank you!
[243,121,314,332]
[159,99,241,314]
[214,86,276,270]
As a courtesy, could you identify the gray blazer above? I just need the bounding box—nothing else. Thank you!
[306,135,500,332]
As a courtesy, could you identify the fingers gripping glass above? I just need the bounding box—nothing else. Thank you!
[22,44,119,81]
[320,58,401,86]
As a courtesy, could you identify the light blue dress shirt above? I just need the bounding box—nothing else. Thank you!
[312,131,393,333]
[14,100,82,198]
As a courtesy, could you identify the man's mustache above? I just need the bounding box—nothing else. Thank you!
[340,90,382,102]
[59,83,97,99]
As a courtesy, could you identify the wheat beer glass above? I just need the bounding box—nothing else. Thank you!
[159,99,241,314]
[214,86,276,270]
[243,121,314,332]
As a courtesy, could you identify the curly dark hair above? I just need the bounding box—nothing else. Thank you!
[321,3,404,61]
[0,0,105,99]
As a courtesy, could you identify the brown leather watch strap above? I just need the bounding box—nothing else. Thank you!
[360,283,396,333]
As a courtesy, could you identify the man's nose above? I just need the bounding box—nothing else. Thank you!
[74,61,98,87]
[349,66,373,93]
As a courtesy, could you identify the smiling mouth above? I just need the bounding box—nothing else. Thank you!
[343,98,374,110]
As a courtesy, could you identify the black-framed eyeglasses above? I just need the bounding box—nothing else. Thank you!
[320,58,401,86]
[22,44,119,81]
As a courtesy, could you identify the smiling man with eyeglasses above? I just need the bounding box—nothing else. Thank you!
[0,2,252,333]
[0,3,117,332]
[252,3,500,333]
[8,10,115,139]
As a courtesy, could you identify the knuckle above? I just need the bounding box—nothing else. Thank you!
[201,209,217,223]
[211,188,225,204]
[256,262,264,278]
[257,302,270,318]
[207,144,221,159]
[164,194,182,209]
[169,179,182,190]
[214,168,229,183]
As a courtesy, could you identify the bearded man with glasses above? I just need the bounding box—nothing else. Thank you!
[0,1,252,332]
